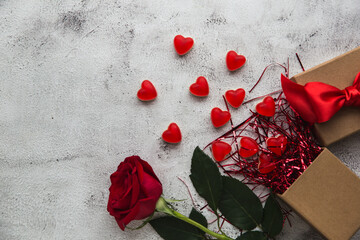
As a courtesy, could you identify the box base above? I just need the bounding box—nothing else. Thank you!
[279,149,360,240]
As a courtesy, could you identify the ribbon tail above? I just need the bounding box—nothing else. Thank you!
[281,74,317,123]
[353,72,360,89]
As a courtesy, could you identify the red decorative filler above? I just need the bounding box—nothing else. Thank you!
[210,107,231,128]
[266,135,288,156]
[256,96,276,117]
[239,136,259,158]
[212,141,232,162]
[206,93,322,194]
[258,153,276,174]
[174,35,194,55]
[189,76,209,97]
[162,123,182,143]
[226,50,246,71]
[225,88,246,108]
[137,80,157,101]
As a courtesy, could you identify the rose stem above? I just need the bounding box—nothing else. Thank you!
[155,197,233,240]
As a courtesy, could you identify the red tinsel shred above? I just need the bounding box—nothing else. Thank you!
[206,92,322,194]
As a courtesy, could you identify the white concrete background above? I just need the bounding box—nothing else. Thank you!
[0,0,359,239]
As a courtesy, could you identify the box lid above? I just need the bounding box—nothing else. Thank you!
[291,46,360,146]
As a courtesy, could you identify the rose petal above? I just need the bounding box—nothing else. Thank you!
[114,163,131,181]
[130,172,140,208]
[116,202,141,230]
[111,191,131,210]
[137,158,161,183]
[140,172,162,199]
[112,197,157,225]
[134,197,158,220]
[135,160,144,183]
[109,177,128,200]
[115,217,126,231]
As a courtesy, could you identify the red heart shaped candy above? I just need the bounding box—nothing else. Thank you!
[212,141,232,162]
[239,137,259,158]
[174,35,194,55]
[256,96,275,117]
[225,88,245,108]
[266,135,287,156]
[211,107,231,128]
[190,76,209,97]
[162,123,182,143]
[137,80,157,101]
[226,51,246,71]
[258,153,276,174]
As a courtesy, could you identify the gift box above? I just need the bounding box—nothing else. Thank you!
[290,46,360,146]
[279,148,360,240]
[278,47,360,239]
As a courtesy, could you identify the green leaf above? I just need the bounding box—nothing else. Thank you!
[150,217,205,240]
[189,208,208,228]
[261,193,284,237]
[190,147,222,212]
[219,176,263,230]
[236,231,268,240]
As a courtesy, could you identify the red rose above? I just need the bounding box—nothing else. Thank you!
[107,156,162,230]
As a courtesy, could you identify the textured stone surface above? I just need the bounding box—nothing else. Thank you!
[0,0,359,239]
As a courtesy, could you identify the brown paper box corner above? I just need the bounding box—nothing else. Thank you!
[291,46,360,146]
[279,149,360,240]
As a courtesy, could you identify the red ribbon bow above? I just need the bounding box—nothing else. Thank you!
[281,72,360,123]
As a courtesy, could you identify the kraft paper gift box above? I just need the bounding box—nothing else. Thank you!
[278,47,360,240]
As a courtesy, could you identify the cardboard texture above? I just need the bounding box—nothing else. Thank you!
[280,149,360,240]
[291,46,360,146]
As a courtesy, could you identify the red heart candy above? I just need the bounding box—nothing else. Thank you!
[225,88,245,108]
[266,135,287,156]
[256,96,275,117]
[137,80,157,101]
[190,76,209,97]
[174,35,194,55]
[212,141,232,162]
[162,123,182,143]
[258,153,276,174]
[211,107,231,128]
[239,137,259,158]
[226,51,246,71]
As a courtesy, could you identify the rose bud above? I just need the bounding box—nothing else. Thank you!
[107,156,162,230]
